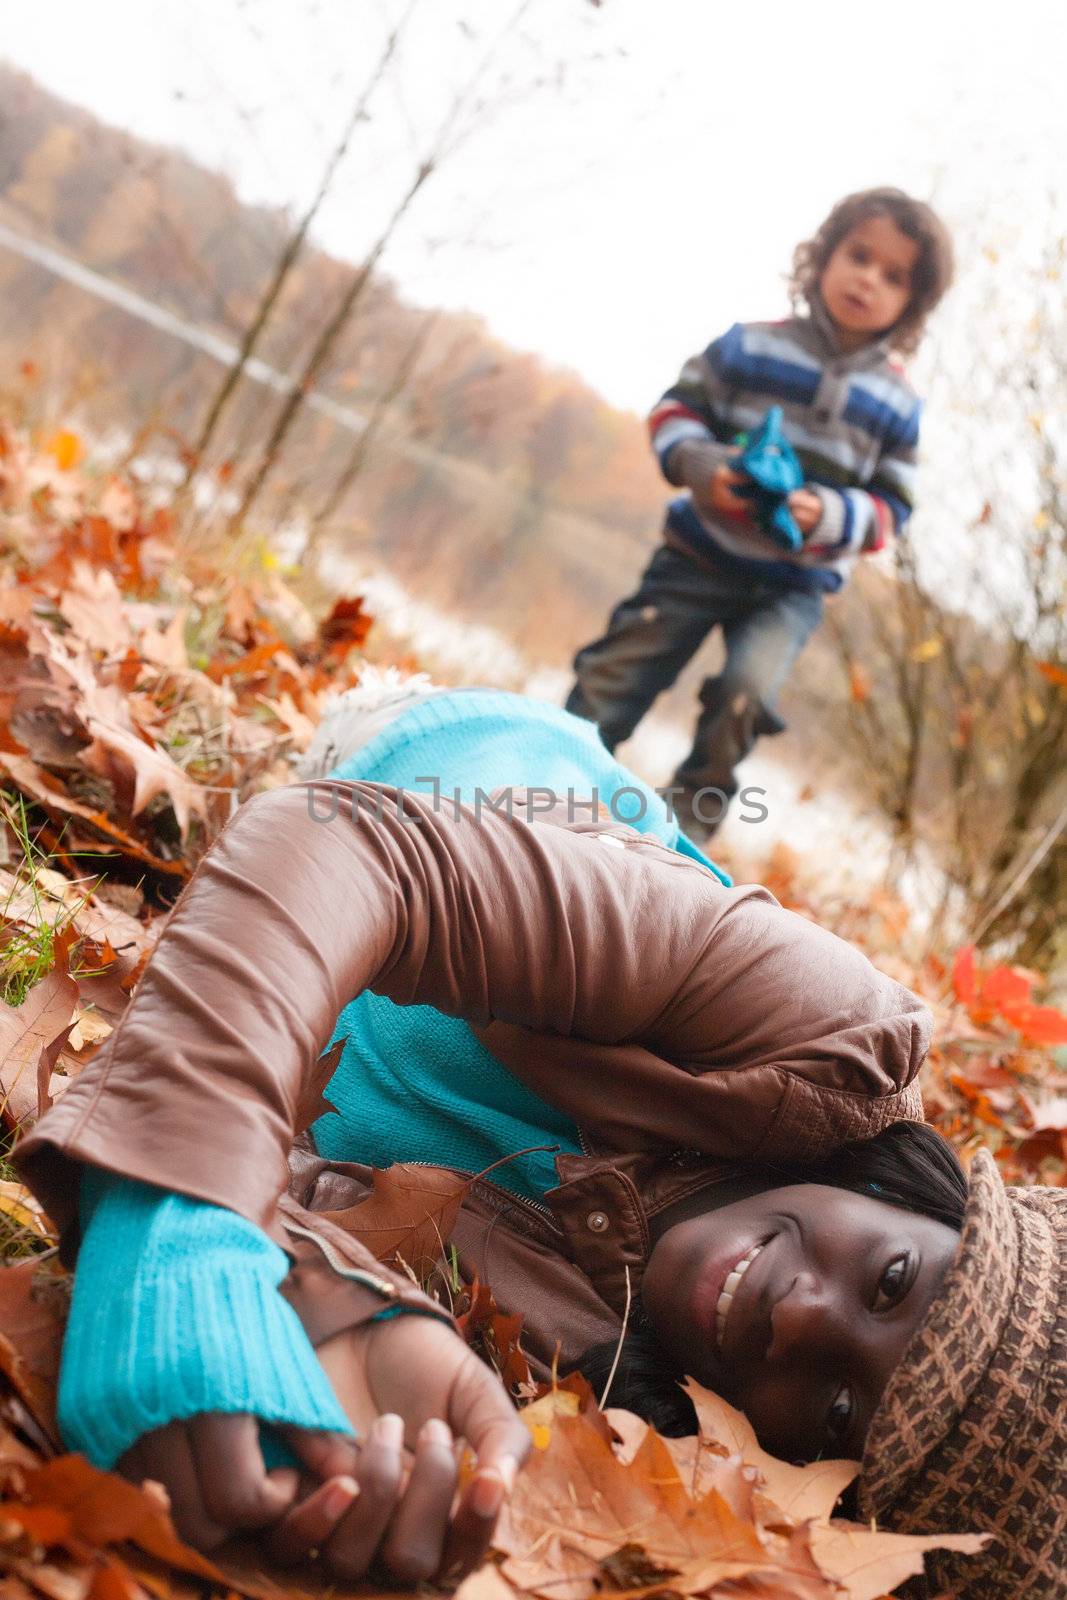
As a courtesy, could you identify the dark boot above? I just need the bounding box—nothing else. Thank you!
[669,674,786,839]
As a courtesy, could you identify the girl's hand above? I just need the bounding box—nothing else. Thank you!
[118,1314,529,1585]
[787,487,823,536]
[306,1311,531,1582]
[119,1414,355,1555]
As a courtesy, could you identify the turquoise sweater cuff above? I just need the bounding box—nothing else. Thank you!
[59,1171,353,1470]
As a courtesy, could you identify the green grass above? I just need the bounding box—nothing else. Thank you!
[2,918,60,1008]
[1,790,94,1006]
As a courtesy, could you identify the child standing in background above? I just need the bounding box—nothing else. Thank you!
[566,187,954,842]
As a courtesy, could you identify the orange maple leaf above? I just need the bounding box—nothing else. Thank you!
[497,1408,766,1597]
[950,945,977,1006]
[318,596,374,662]
[1001,1001,1067,1048]
[1035,659,1067,689]
[982,964,1034,1010]
[44,430,85,472]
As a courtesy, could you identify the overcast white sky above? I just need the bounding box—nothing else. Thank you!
[5,0,1067,410]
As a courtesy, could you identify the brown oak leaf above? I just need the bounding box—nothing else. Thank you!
[0,1256,68,1447]
[322,1162,471,1279]
[0,968,79,1128]
[680,1382,859,1525]
[808,1519,989,1600]
[496,1409,768,1599]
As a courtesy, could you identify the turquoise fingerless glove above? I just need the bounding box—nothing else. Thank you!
[59,1170,354,1470]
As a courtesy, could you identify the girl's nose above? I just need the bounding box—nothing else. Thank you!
[766,1272,853,1365]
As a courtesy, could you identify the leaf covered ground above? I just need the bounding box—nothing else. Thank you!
[0,421,1062,1597]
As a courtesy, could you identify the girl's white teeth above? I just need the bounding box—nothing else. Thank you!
[716,1243,763,1351]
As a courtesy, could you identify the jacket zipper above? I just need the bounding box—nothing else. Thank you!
[397,1157,561,1229]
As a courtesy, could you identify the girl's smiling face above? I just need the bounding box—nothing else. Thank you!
[640,1183,958,1463]
[819,213,920,348]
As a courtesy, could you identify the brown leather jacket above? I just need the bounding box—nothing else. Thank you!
[16,782,927,1365]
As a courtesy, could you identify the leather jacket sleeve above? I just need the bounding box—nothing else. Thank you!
[276,1194,454,1339]
[16,782,927,1249]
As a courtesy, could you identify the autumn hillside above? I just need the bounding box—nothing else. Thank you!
[0,67,663,637]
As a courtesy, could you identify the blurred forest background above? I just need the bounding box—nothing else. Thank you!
[0,0,1065,987]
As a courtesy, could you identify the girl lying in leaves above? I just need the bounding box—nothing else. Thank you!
[14,683,1065,1599]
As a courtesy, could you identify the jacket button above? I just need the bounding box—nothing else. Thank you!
[586,1211,610,1233]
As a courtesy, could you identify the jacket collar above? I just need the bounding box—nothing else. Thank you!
[546,1150,733,1314]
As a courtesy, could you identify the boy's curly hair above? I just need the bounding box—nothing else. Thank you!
[790,187,954,356]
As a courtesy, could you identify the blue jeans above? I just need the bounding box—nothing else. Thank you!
[565,543,823,831]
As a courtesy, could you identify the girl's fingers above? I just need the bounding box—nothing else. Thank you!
[272,1423,361,1483]
[189,1414,298,1531]
[320,1412,406,1580]
[437,1340,529,1577]
[125,1423,230,1552]
[377,1418,458,1583]
[441,1465,509,1582]
[264,1475,361,1567]
[438,1407,527,1578]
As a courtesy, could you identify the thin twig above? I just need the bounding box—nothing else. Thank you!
[971,790,1067,946]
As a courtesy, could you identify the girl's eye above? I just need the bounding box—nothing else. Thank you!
[873,1251,911,1312]
[825,1384,854,1444]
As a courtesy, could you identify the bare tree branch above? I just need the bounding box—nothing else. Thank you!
[228,0,534,532]
[182,0,420,485]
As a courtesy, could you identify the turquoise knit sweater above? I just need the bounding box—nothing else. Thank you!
[60,692,726,1466]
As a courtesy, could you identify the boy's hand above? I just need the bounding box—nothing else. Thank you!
[787,487,823,537]
[702,462,754,520]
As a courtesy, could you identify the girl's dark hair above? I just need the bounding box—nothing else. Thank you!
[788,1118,968,1232]
[790,186,954,355]
[576,1122,968,1434]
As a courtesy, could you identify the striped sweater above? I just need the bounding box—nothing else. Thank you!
[649,295,922,593]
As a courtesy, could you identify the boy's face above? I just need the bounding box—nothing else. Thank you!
[819,214,919,348]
